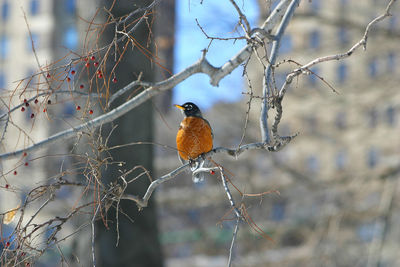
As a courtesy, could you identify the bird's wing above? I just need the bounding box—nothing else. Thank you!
[203,118,214,138]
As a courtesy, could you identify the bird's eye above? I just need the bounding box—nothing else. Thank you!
[186,105,192,110]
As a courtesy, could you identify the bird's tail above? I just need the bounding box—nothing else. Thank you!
[191,158,210,183]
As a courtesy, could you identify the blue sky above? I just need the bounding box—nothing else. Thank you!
[173,0,259,110]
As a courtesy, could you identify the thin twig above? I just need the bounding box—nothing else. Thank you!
[278,0,397,98]
[0,1,291,161]
[260,0,300,143]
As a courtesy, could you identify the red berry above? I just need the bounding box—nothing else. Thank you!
[43,108,47,112]
[71,70,76,75]
[112,77,117,83]
[21,107,25,112]
[47,100,51,104]
[34,99,38,104]
[25,102,29,107]
[30,114,34,119]
[23,152,27,157]
[67,77,71,82]
[23,99,27,103]
[25,162,29,166]
[76,105,81,110]
[13,171,17,175]
[90,55,96,60]
[79,84,84,89]
[94,62,99,67]
[84,57,88,61]
[6,183,10,187]
[85,62,90,68]
[47,73,51,78]
[210,170,215,175]
[5,242,10,247]
[89,110,93,114]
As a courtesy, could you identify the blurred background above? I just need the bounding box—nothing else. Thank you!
[0,0,399,266]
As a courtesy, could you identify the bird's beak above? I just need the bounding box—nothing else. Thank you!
[174,104,184,110]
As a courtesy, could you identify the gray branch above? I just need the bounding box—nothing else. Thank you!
[0,1,291,161]
[260,0,300,143]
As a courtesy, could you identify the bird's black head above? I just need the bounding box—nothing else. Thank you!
[175,102,202,117]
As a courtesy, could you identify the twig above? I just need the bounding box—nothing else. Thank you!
[0,1,291,161]
[228,216,240,267]
[228,0,252,35]
[220,167,241,218]
[92,204,100,267]
[120,164,188,208]
[219,167,241,266]
[278,0,397,98]
[260,0,300,143]
[120,140,296,209]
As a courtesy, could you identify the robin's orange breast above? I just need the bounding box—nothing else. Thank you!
[176,117,213,161]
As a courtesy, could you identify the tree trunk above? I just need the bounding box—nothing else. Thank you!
[96,1,163,266]
[154,0,176,113]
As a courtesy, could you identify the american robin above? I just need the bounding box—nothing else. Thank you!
[175,102,213,182]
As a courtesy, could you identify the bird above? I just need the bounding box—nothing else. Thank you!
[175,102,213,182]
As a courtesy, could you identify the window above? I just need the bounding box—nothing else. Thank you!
[308,67,319,86]
[187,209,200,223]
[63,102,76,117]
[306,115,318,133]
[367,147,379,169]
[310,0,320,12]
[309,30,320,50]
[1,1,9,21]
[335,150,347,170]
[386,106,396,126]
[307,155,319,173]
[30,0,39,15]
[387,52,395,72]
[338,27,349,45]
[65,0,76,15]
[25,68,35,88]
[367,108,378,128]
[357,222,376,242]
[335,111,346,129]
[0,35,9,59]
[337,63,348,84]
[280,35,292,54]
[0,71,6,89]
[27,33,39,51]
[388,15,397,32]
[368,58,378,77]
[270,201,286,221]
[63,26,78,49]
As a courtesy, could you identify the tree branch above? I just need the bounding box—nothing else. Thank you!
[0,1,291,161]
[260,0,300,143]
[278,0,397,98]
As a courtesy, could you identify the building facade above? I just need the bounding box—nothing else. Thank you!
[155,1,400,266]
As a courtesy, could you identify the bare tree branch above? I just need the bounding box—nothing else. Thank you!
[260,0,300,143]
[0,1,291,161]
[278,0,397,98]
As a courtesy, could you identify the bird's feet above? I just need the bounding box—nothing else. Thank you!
[188,158,197,169]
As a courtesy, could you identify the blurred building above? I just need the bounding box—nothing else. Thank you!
[0,0,79,260]
[155,1,400,266]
